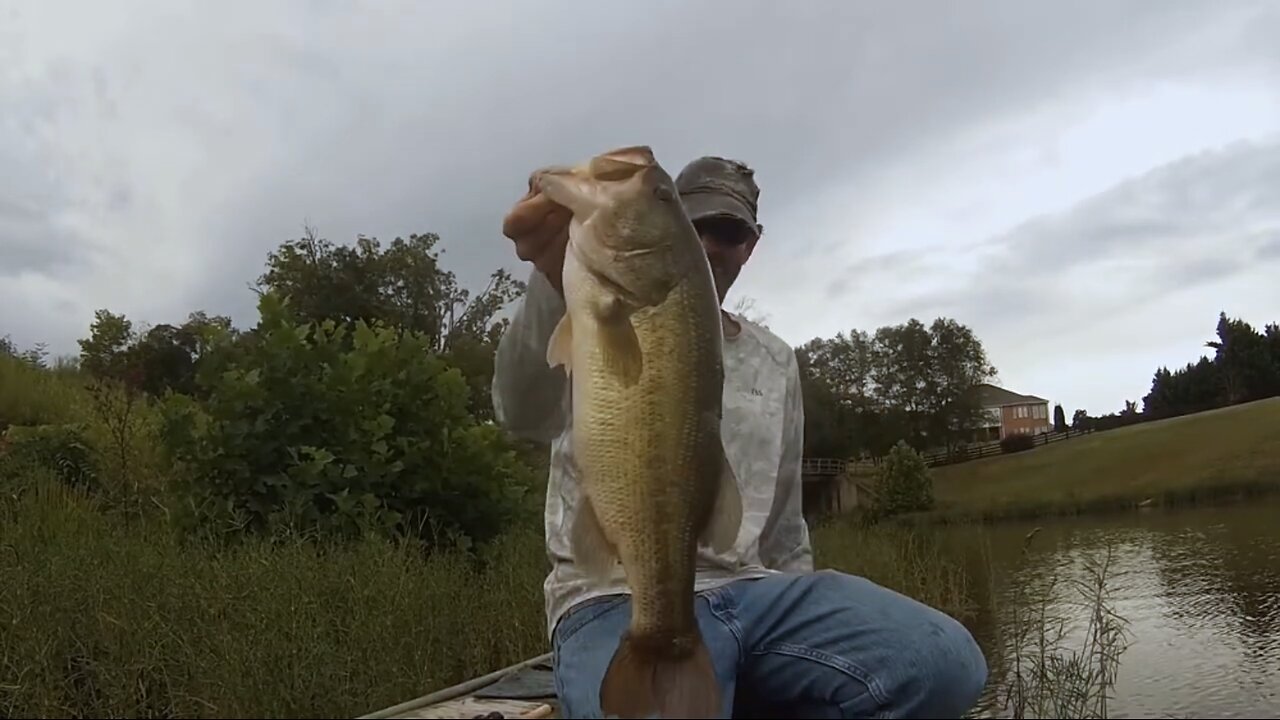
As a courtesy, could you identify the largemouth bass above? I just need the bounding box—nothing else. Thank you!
[534,146,743,719]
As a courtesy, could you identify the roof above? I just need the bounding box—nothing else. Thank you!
[971,383,1049,408]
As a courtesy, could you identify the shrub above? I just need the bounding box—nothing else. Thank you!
[871,440,935,517]
[0,423,98,494]
[1000,433,1036,454]
[159,292,534,548]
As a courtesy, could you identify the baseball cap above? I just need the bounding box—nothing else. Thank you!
[675,156,762,238]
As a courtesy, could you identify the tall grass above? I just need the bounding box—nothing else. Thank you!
[0,477,549,719]
[812,516,976,623]
[978,531,1132,719]
[0,356,89,428]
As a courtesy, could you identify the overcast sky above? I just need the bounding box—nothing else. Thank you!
[3,0,1278,416]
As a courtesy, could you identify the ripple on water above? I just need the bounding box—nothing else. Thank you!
[967,501,1280,719]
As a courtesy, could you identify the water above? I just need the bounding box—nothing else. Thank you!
[960,500,1280,719]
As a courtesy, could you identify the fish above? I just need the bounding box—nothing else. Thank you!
[532,145,743,719]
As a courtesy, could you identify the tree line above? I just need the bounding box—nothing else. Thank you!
[794,318,998,462]
[2,227,534,550]
[4,225,1275,537]
[1069,312,1280,433]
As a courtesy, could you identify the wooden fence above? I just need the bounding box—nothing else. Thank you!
[802,426,1096,478]
[919,427,1095,468]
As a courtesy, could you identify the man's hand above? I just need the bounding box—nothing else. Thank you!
[502,173,571,296]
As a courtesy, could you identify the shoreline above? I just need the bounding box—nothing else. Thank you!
[888,475,1280,528]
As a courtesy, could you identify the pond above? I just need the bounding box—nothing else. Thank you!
[959,500,1280,719]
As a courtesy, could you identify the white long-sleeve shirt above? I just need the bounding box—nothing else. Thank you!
[491,269,814,639]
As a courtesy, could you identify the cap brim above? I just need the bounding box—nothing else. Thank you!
[681,192,758,234]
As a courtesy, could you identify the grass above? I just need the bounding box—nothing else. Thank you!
[0,477,550,718]
[0,474,1137,719]
[921,397,1280,523]
[0,356,88,429]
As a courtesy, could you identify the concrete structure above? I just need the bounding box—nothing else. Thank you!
[800,458,873,519]
[971,383,1053,440]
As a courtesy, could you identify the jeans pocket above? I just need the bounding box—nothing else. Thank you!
[553,595,627,651]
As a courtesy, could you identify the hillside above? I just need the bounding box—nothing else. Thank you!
[925,397,1280,521]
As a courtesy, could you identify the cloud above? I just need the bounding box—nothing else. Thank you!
[1,0,1278,416]
[838,136,1280,414]
[897,137,1280,320]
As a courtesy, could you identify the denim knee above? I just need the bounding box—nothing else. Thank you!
[801,570,989,718]
[909,611,989,718]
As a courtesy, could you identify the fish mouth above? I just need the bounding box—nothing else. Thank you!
[588,145,657,181]
[531,146,657,186]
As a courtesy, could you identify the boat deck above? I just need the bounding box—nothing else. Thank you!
[358,653,559,719]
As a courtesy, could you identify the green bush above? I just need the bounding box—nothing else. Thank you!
[159,292,534,547]
[872,440,935,517]
[1000,433,1037,454]
[0,423,98,494]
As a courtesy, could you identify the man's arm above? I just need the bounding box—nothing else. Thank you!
[757,349,814,573]
[491,269,570,443]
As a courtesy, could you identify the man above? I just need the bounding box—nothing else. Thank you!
[493,155,988,719]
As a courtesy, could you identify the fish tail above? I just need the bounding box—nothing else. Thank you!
[599,630,721,719]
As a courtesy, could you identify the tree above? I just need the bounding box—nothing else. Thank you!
[796,316,996,460]
[1053,403,1067,433]
[78,309,136,380]
[74,309,235,398]
[1205,312,1279,404]
[731,295,771,329]
[160,292,534,546]
[255,226,524,420]
[923,318,998,452]
[1141,311,1279,420]
[1071,409,1090,431]
[1,335,48,369]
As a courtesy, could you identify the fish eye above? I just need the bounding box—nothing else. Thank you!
[653,186,675,202]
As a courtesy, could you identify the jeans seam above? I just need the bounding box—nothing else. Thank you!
[704,591,747,665]
[553,595,627,650]
[752,642,892,711]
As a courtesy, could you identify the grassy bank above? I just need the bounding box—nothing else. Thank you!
[919,397,1280,524]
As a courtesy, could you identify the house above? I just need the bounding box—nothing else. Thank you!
[970,383,1053,441]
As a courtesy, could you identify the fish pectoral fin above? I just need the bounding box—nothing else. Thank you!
[571,493,618,581]
[594,296,643,387]
[701,436,744,555]
[546,314,573,376]
[598,318,643,387]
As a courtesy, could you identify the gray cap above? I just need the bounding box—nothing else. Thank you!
[675,156,761,236]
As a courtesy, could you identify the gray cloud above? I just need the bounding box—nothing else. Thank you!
[1,0,1279,416]
[859,135,1280,412]
[894,136,1280,324]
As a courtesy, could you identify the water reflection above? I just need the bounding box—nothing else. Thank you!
[954,501,1280,718]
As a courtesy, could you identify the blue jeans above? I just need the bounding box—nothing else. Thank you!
[551,570,988,719]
